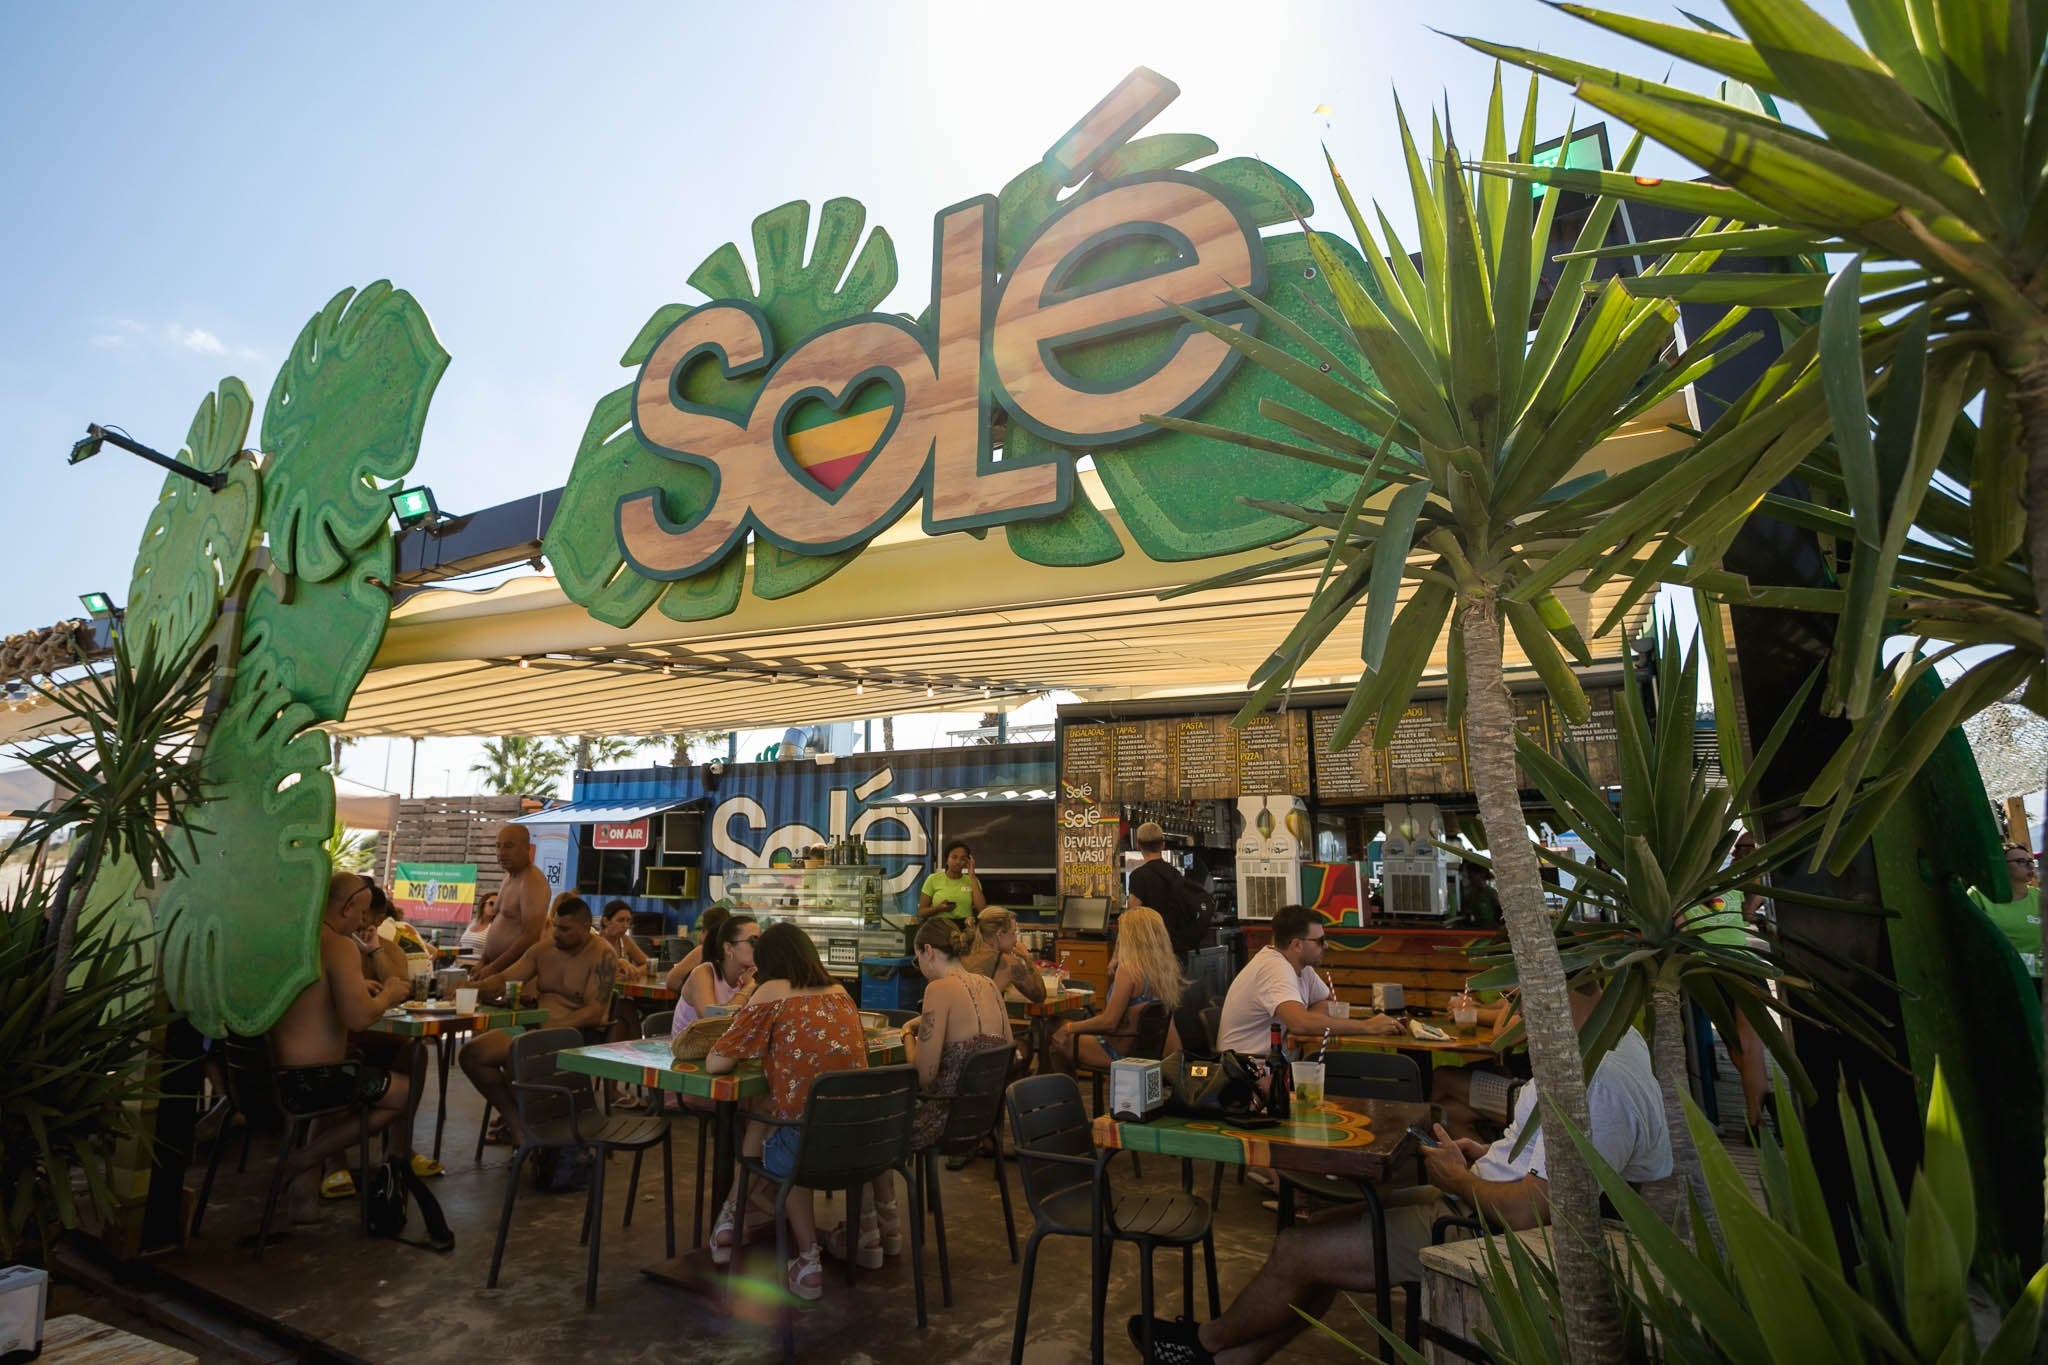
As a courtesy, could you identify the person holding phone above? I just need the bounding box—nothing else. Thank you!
[1132,980,1669,1365]
[918,840,987,922]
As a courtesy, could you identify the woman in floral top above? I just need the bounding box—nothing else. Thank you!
[704,923,866,1300]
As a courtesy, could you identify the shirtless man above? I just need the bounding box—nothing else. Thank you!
[269,873,414,1220]
[471,823,550,982]
[459,895,616,1144]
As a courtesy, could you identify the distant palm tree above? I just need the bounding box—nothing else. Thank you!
[560,735,648,772]
[470,737,569,797]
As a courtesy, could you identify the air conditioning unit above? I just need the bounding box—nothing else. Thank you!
[1381,801,1454,918]
[1235,794,1309,921]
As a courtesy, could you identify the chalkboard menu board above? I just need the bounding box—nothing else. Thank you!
[1307,685,1622,800]
[1060,713,1310,803]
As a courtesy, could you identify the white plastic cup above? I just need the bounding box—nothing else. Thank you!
[1326,1000,1351,1020]
[454,987,478,1014]
[1291,1060,1326,1107]
[1041,973,1064,998]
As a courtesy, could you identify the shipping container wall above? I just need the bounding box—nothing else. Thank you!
[563,744,1056,929]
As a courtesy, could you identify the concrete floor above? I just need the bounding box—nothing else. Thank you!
[162,1068,1395,1364]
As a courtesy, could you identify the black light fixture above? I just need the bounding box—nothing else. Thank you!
[390,485,451,531]
[69,424,227,491]
[78,592,118,620]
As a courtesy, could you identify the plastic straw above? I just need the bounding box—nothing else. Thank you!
[1317,1028,1331,1066]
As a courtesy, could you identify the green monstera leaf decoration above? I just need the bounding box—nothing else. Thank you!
[545,197,898,626]
[238,536,396,724]
[123,380,262,674]
[262,281,449,584]
[156,677,334,1038]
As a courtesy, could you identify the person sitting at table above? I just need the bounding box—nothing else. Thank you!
[1215,905,1404,1062]
[1428,991,1523,1140]
[1051,905,1185,1072]
[963,906,1047,1004]
[322,884,437,1193]
[1132,980,1671,1365]
[704,923,869,1301]
[353,884,412,997]
[679,912,760,1026]
[269,873,414,1223]
[460,896,616,1146]
[918,840,986,922]
[458,891,497,955]
[889,915,1013,1192]
[597,899,651,983]
[664,901,733,993]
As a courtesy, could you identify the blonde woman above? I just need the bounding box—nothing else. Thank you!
[1051,905,1184,1071]
[963,907,1046,1003]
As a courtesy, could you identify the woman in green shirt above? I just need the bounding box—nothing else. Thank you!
[918,841,987,922]
[1968,843,2042,979]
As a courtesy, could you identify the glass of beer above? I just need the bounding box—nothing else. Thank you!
[504,979,523,1010]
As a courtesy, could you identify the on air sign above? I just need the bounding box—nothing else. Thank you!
[593,819,650,850]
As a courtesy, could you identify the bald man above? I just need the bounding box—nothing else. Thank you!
[472,823,550,981]
[268,873,414,1220]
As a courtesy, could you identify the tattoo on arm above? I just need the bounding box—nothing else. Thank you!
[595,951,617,999]
[914,1013,936,1044]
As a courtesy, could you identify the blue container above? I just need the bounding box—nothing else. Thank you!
[859,956,927,1011]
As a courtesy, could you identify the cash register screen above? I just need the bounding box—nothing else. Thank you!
[1059,896,1111,936]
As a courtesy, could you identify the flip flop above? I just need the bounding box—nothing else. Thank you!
[320,1170,356,1199]
[410,1153,446,1178]
[483,1120,515,1146]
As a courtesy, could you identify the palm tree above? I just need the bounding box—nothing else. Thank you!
[1157,78,1749,1356]
[470,737,569,797]
[559,735,648,772]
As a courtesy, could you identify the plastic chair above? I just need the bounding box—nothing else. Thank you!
[485,1027,675,1307]
[1005,1073,1218,1365]
[1082,999,1173,1114]
[731,1065,926,1361]
[913,1042,1020,1293]
[189,1033,374,1262]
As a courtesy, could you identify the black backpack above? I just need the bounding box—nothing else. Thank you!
[363,1155,454,1252]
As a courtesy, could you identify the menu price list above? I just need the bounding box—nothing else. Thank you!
[1059,714,1308,802]
[1308,686,1620,800]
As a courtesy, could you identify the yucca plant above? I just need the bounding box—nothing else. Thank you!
[1454,4,2048,860]
[1152,73,1757,1356]
[1478,618,1894,1227]
[1346,1066,2045,1363]
[0,869,163,1260]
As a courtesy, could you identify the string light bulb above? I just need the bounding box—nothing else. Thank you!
[517,657,530,669]
[926,683,935,698]
[855,680,864,696]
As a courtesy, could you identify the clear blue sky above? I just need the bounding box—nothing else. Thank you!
[0,1,1849,795]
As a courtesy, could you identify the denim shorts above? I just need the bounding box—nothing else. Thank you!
[762,1124,802,1180]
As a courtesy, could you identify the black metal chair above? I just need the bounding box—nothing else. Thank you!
[1006,1073,1218,1365]
[1082,999,1172,1113]
[913,1042,1020,1291]
[484,1027,675,1307]
[731,1065,926,1361]
[189,1034,375,1262]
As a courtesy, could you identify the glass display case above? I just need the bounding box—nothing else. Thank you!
[723,866,904,974]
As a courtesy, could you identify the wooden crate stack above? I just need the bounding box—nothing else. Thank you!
[369,795,532,901]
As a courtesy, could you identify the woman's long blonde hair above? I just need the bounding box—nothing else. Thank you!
[1114,905,1185,1010]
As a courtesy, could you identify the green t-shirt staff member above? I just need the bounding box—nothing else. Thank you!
[919,841,987,922]
[1967,843,2043,980]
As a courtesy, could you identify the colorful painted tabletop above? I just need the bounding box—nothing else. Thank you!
[1290,1020,1515,1067]
[557,1028,907,1102]
[1091,1095,1430,1183]
[1011,987,1094,1019]
[616,980,681,1001]
[367,1006,548,1037]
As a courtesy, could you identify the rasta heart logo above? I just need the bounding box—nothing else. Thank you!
[546,66,1380,628]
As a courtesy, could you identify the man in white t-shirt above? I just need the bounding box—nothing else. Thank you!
[1137,978,1671,1365]
[1215,904,1404,1057]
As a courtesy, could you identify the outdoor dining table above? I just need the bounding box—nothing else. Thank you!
[1093,1093,1431,1342]
[556,1025,906,1291]
[1009,986,1093,1074]
[615,979,680,1003]
[367,1005,548,1159]
[1292,1017,1520,1092]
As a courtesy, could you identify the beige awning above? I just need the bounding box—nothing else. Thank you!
[0,396,1690,744]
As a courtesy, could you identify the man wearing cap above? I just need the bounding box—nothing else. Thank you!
[1127,821,1204,957]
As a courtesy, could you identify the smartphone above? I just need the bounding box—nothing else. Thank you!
[1407,1125,1441,1148]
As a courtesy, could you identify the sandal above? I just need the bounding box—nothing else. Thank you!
[483,1118,514,1146]
[612,1092,645,1112]
[787,1245,824,1301]
[872,1197,904,1256]
[820,1215,883,1269]
[709,1187,777,1266]
[320,1170,355,1200]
